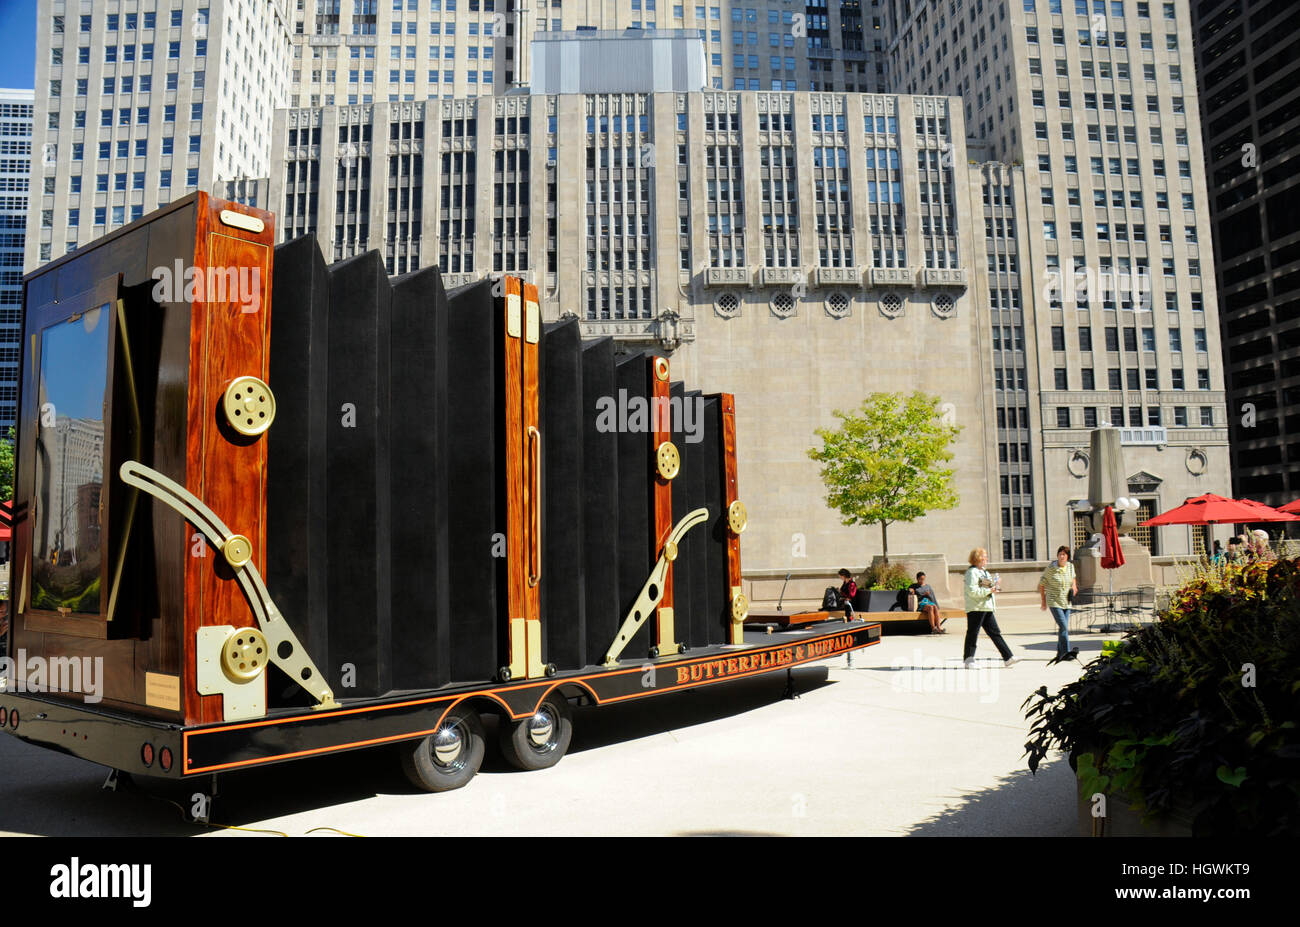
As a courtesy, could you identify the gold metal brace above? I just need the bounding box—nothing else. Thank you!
[119,461,339,711]
[602,507,709,668]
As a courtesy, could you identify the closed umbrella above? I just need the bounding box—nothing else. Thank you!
[1100,505,1125,569]
[1097,505,1126,630]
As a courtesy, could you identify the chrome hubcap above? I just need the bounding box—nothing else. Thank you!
[432,725,463,766]
[527,710,555,749]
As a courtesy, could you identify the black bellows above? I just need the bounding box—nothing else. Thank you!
[267,238,735,701]
[269,237,456,701]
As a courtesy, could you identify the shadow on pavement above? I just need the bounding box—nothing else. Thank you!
[906,755,1078,837]
[568,666,832,754]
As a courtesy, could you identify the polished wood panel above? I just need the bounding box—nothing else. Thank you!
[521,281,542,677]
[744,610,836,627]
[184,193,276,724]
[651,357,675,652]
[502,276,525,679]
[721,394,742,644]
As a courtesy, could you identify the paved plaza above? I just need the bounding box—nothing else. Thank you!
[0,604,1097,837]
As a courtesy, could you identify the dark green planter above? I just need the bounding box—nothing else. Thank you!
[1075,776,1195,837]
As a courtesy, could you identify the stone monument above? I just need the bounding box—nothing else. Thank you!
[1074,427,1154,592]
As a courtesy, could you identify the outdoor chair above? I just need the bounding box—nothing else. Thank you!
[1069,591,1104,633]
[1114,586,1156,625]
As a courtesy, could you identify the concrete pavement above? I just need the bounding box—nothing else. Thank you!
[0,603,1099,836]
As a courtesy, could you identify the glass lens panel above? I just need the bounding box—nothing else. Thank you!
[32,304,110,616]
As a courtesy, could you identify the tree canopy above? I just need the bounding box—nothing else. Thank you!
[808,392,961,562]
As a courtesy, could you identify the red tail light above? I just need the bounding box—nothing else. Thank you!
[141,743,155,767]
[159,746,173,772]
[0,707,7,727]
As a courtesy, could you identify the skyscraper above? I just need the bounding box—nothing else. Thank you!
[1191,0,1300,505]
[885,0,1232,558]
[27,0,292,270]
[0,88,33,435]
[285,0,890,106]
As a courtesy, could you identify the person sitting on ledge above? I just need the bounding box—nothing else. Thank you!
[909,571,945,633]
[836,568,857,618]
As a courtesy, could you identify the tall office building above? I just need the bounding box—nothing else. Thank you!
[0,89,34,435]
[885,0,1232,559]
[287,0,888,105]
[27,0,292,270]
[1191,0,1300,505]
[271,85,1225,570]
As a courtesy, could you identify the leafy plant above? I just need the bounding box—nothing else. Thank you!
[861,560,911,591]
[807,392,960,562]
[0,426,12,503]
[1023,557,1300,836]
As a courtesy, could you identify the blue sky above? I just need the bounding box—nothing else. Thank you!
[0,0,35,91]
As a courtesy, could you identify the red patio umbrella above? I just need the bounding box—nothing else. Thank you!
[1141,493,1276,527]
[1276,498,1300,515]
[1230,498,1300,523]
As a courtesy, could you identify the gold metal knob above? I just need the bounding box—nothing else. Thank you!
[656,441,680,480]
[221,627,269,683]
[222,376,276,437]
[223,534,254,569]
[663,540,678,562]
[653,356,670,381]
[728,500,748,535]
[731,591,750,623]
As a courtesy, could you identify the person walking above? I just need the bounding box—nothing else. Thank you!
[1038,545,1079,662]
[963,548,1018,667]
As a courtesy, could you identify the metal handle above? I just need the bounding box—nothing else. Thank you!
[118,460,338,710]
[527,425,541,587]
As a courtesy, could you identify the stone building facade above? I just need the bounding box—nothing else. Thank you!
[885,0,1234,559]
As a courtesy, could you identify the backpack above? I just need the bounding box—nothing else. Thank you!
[821,587,840,610]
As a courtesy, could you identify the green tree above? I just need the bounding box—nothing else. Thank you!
[0,427,12,502]
[808,392,961,562]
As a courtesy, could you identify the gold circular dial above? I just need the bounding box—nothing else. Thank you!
[653,356,670,381]
[656,441,680,480]
[222,534,254,569]
[222,376,276,437]
[731,591,750,623]
[663,540,678,562]
[221,627,269,683]
[728,500,748,535]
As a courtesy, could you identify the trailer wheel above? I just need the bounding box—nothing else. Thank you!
[499,693,573,771]
[400,705,486,792]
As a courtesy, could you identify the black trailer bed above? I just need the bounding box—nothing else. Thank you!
[3,618,880,779]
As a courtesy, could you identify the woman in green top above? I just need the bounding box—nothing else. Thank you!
[963,548,1017,667]
[1039,545,1079,661]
